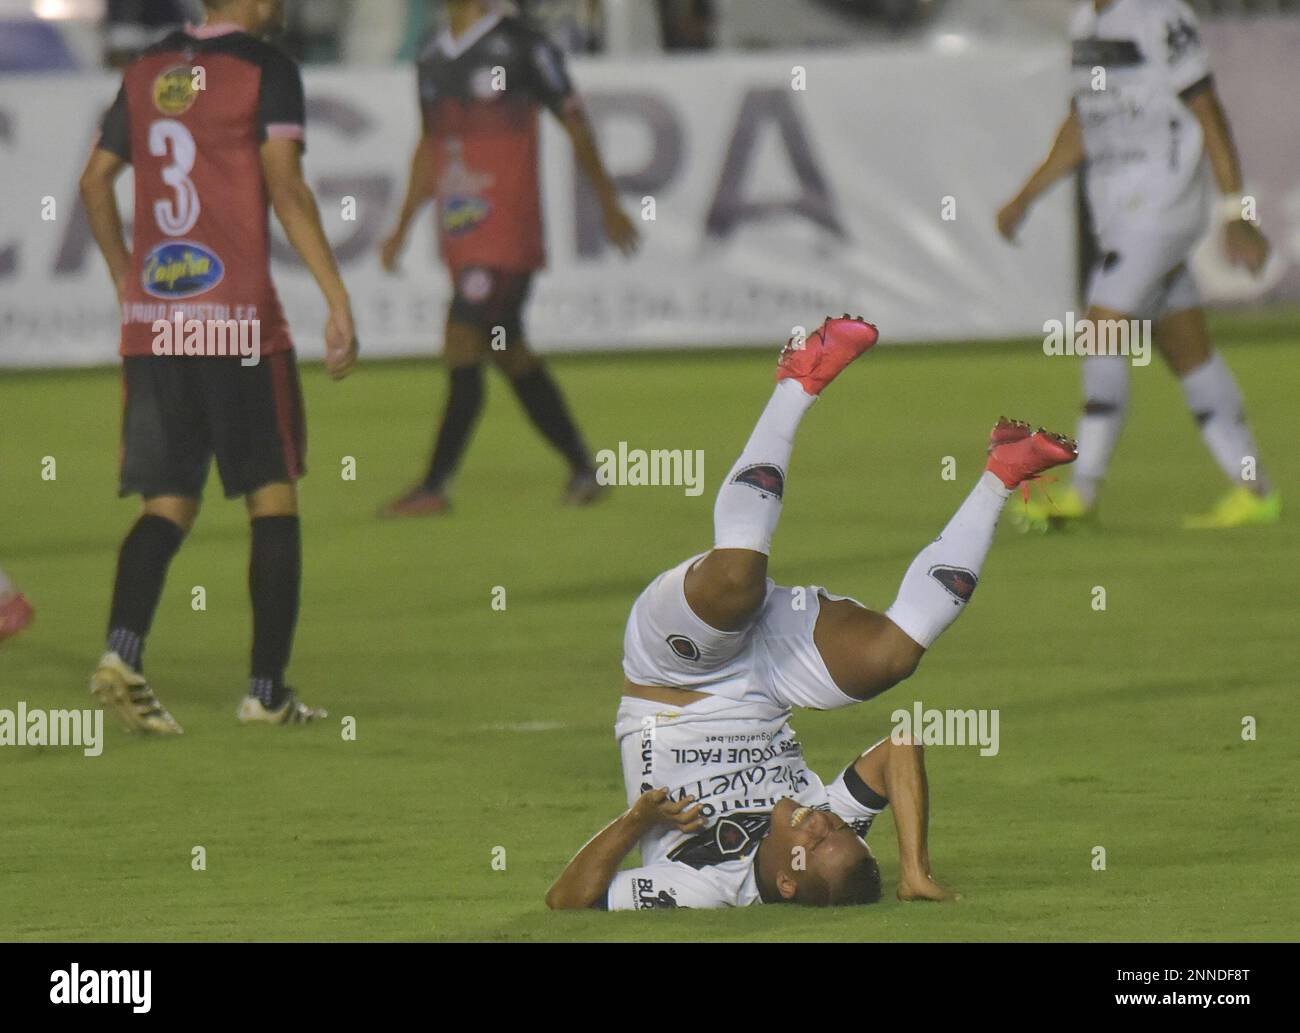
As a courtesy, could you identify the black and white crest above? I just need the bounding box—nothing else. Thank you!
[667,634,701,661]
[667,812,772,869]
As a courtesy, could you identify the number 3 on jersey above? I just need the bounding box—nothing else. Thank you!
[149,118,199,236]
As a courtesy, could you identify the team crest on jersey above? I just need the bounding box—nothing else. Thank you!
[928,564,978,602]
[141,241,224,299]
[666,634,701,662]
[731,463,784,499]
[668,812,771,869]
[1165,18,1200,62]
[469,66,501,99]
[152,65,197,115]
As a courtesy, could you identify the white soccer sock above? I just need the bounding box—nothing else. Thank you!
[1072,354,1130,508]
[884,471,1011,649]
[0,566,13,598]
[713,379,816,554]
[1179,352,1271,494]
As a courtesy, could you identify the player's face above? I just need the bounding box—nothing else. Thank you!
[769,797,873,903]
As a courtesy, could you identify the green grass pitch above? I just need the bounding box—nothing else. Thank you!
[1,317,1296,942]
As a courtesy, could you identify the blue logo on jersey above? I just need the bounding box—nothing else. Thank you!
[141,241,224,299]
[442,195,491,237]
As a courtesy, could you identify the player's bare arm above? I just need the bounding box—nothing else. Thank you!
[561,107,640,256]
[545,790,705,910]
[260,137,358,380]
[854,737,956,902]
[78,148,131,302]
[379,133,435,273]
[997,108,1083,242]
[1182,78,1269,275]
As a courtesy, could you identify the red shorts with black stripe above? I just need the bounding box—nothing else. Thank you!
[118,352,306,500]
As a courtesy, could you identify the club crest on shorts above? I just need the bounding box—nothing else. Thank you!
[666,634,701,661]
[928,564,978,602]
[731,463,784,499]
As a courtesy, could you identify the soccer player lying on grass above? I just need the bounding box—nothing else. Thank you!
[547,316,1077,910]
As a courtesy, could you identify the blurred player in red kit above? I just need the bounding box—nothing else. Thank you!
[79,0,357,732]
[379,0,639,517]
[0,566,34,644]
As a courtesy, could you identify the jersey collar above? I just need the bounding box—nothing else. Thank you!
[436,8,504,59]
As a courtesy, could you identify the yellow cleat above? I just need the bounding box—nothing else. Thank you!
[1009,484,1094,533]
[1183,486,1281,530]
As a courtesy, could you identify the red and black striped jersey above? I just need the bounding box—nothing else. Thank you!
[416,10,579,273]
[97,22,305,357]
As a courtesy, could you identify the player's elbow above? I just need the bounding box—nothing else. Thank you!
[545,886,579,911]
[78,166,110,205]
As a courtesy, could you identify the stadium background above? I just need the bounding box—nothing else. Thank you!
[0,0,1295,942]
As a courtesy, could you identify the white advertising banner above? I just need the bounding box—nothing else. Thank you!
[0,43,1077,368]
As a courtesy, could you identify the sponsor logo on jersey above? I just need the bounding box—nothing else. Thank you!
[1071,38,1144,68]
[141,241,224,299]
[443,195,492,237]
[152,65,198,115]
[731,463,785,499]
[927,564,978,602]
[666,634,701,662]
[633,878,678,910]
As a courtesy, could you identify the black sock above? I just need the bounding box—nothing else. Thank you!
[422,364,485,492]
[106,514,185,671]
[249,515,300,708]
[509,365,591,473]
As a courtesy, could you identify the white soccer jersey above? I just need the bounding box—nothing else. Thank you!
[1070,0,1213,245]
[604,695,883,911]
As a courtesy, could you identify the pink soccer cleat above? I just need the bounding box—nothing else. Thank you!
[0,592,34,643]
[775,315,879,396]
[986,423,1078,489]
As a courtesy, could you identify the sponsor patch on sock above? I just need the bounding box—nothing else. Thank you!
[928,565,978,602]
[731,463,785,499]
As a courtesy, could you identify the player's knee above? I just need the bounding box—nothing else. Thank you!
[709,559,766,619]
[143,498,198,534]
[877,631,923,688]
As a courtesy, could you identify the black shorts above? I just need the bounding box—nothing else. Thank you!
[119,353,307,500]
[447,266,533,338]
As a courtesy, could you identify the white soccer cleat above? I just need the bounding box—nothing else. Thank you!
[89,651,184,736]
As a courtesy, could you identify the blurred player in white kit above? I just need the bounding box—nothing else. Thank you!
[999,0,1279,531]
